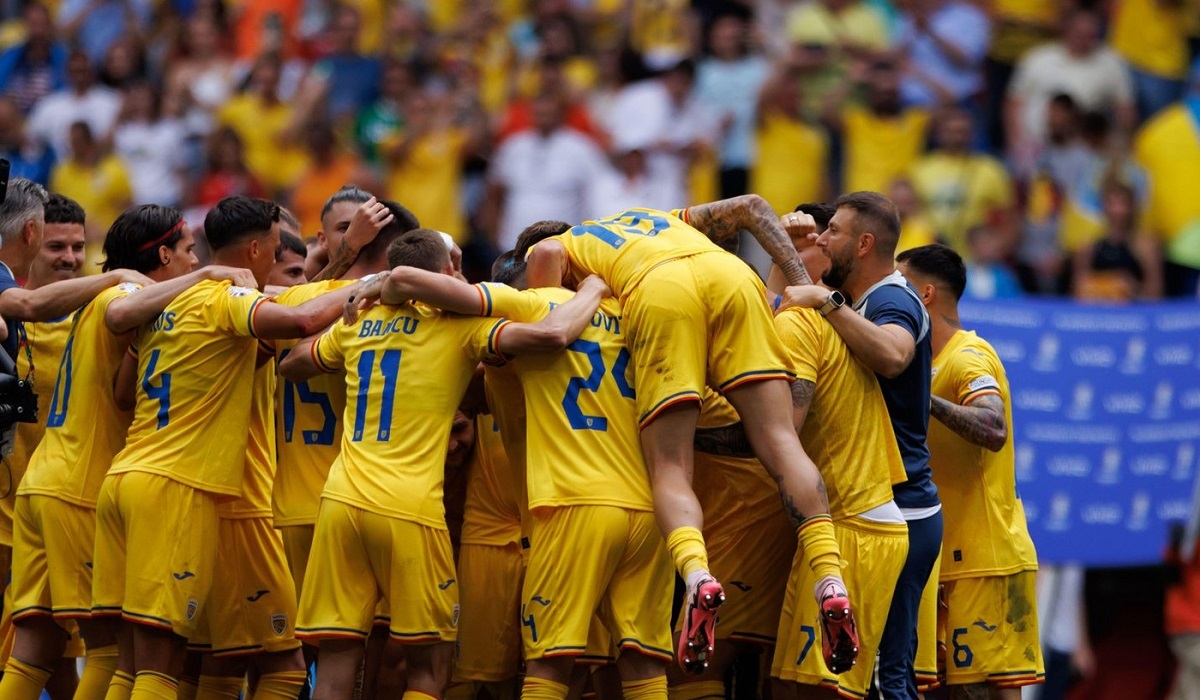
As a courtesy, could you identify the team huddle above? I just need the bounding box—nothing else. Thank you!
[0,177,1042,700]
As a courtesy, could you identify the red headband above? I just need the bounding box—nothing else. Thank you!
[138,220,186,253]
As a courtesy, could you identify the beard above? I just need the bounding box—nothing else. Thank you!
[821,248,853,290]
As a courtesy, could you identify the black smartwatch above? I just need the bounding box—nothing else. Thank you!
[818,290,846,317]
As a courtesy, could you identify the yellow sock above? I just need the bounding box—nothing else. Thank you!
[521,676,569,700]
[797,514,841,581]
[105,671,135,700]
[250,671,306,700]
[194,675,242,700]
[174,679,197,700]
[402,692,439,700]
[130,671,178,700]
[74,645,120,700]
[665,527,709,580]
[0,657,53,700]
[620,676,667,700]
[667,680,725,700]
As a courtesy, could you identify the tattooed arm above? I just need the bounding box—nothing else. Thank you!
[693,423,755,458]
[790,379,815,434]
[683,194,813,286]
[311,197,395,282]
[930,393,1008,452]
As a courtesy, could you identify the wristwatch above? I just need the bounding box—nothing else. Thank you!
[818,290,846,317]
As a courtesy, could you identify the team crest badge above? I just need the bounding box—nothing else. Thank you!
[229,286,255,298]
[186,599,199,621]
[451,604,460,628]
[271,614,287,636]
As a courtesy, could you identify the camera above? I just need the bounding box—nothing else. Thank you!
[0,371,37,430]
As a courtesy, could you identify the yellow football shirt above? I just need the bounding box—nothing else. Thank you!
[693,389,783,534]
[219,360,277,519]
[477,283,653,511]
[19,285,138,508]
[843,105,930,195]
[1110,0,1189,79]
[483,366,530,534]
[774,307,907,520]
[546,207,723,298]
[109,280,270,498]
[385,128,469,244]
[910,152,1014,253]
[751,112,827,215]
[461,413,522,547]
[272,280,355,527]
[928,330,1038,580]
[313,302,504,528]
[216,94,309,192]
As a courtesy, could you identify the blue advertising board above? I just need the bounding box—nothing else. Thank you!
[960,299,1200,567]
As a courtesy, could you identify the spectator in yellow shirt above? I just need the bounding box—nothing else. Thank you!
[910,107,1015,256]
[49,120,131,274]
[216,54,308,199]
[750,66,828,214]
[1109,0,1191,120]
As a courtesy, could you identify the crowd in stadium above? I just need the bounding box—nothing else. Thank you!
[0,2,1194,700]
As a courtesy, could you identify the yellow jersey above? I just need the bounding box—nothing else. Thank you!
[751,112,827,215]
[693,389,783,534]
[216,95,308,192]
[843,105,930,195]
[220,360,277,519]
[483,366,531,535]
[773,307,907,520]
[928,330,1038,580]
[386,128,470,243]
[910,152,1014,253]
[19,285,138,508]
[272,280,355,526]
[477,283,653,511]
[461,413,522,547]
[546,207,722,298]
[109,280,269,498]
[313,302,504,528]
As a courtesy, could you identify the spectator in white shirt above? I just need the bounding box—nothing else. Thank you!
[111,82,188,207]
[587,144,677,219]
[26,50,120,160]
[1005,9,1135,178]
[483,90,606,252]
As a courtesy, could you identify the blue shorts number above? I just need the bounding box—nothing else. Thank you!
[951,628,974,668]
[795,624,816,665]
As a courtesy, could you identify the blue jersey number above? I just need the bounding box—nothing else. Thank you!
[46,335,75,428]
[279,349,337,445]
[951,628,974,668]
[561,341,635,431]
[141,349,172,429]
[351,349,401,442]
[794,625,816,665]
[570,211,671,250]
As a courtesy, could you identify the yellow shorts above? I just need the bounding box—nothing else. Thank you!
[943,571,1044,688]
[689,512,795,644]
[92,472,219,638]
[454,542,524,682]
[624,252,792,426]
[297,499,458,643]
[11,495,94,622]
[190,517,301,656]
[916,552,943,691]
[522,506,672,662]
[772,516,909,698]
[279,524,314,599]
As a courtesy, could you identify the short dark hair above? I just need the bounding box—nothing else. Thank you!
[491,250,518,280]
[44,193,85,226]
[358,200,421,266]
[793,202,835,231]
[277,230,306,260]
[896,243,966,301]
[833,191,901,258]
[493,259,526,287]
[204,196,280,251]
[103,204,186,273]
[278,206,301,235]
[320,184,372,225]
[514,220,571,259]
[386,228,450,272]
